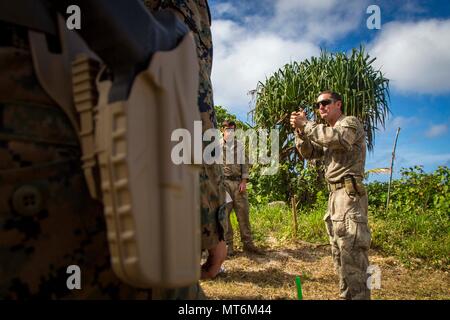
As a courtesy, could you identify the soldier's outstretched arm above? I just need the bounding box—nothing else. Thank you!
[295,129,324,159]
[301,118,361,151]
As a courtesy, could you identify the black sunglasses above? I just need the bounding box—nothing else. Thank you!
[315,99,335,108]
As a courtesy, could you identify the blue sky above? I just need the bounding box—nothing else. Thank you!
[208,0,450,181]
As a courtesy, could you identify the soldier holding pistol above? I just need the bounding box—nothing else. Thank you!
[290,91,371,300]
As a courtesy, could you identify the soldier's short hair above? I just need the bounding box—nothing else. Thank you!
[222,120,236,128]
[319,90,342,102]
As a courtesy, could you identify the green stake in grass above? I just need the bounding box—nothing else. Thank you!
[295,276,303,300]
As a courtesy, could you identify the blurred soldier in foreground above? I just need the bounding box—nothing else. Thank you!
[0,0,225,299]
[290,91,371,300]
[143,0,227,298]
[221,120,262,256]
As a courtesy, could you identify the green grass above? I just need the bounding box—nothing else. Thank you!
[228,201,449,270]
[370,208,450,269]
[229,201,329,247]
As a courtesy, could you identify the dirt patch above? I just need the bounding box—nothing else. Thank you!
[200,242,450,300]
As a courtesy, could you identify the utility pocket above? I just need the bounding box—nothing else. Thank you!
[332,220,347,238]
[331,188,367,239]
[330,207,346,238]
[353,221,371,250]
[324,214,334,238]
[346,210,371,250]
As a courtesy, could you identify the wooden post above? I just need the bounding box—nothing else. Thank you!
[291,195,298,238]
[386,127,401,214]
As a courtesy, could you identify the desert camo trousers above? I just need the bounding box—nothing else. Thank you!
[324,187,371,300]
[224,179,253,247]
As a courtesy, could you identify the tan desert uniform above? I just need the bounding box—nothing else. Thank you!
[222,138,254,249]
[295,114,371,300]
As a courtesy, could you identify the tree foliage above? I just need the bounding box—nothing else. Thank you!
[250,47,390,202]
[214,105,250,130]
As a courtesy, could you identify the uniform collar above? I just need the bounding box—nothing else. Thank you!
[221,138,237,149]
[334,114,346,127]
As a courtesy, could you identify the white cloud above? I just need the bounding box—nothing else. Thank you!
[399,1,427,15]
[214,2,238,17]
[211,20,319,113]
[383,116,419,132]
[426,124,448,138]
[396,150,450,167]
[270,0,369,41]
[210,0,371,116]
[369,19,450,94]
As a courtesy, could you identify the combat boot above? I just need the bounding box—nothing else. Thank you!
[227,243,235,257]
[243,243,264,255]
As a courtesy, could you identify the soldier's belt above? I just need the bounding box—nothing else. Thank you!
[225,176,242,181]
[327,181,345,192]
[0,158,80,184]
[328,175,366,196]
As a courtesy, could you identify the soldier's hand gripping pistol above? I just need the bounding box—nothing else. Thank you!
[1,0,203,288]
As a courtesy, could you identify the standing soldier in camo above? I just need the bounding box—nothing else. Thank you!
[290,90,371,300]
[0,0,225,299]
[221,120,262,256]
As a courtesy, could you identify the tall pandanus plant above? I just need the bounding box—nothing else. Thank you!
[250,46,390,202]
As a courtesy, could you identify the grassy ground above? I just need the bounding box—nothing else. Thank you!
[201,241,450,300]
[202,202,450,300]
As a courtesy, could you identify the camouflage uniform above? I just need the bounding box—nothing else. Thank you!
[0,0,223,300]
[0,23,151,299]
[221,138,255,250]
[295,114,371,300]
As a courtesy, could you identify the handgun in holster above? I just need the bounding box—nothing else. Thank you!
[1,0,202,288]
[344,175,366,197]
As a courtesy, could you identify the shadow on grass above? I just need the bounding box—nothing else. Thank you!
[229,245,331,264]
[212,266,337,289]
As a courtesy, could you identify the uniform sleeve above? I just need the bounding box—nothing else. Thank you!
[295,127,324,159]
[303,117,361,151]
[236,141,249,179]
[241,162,249,180]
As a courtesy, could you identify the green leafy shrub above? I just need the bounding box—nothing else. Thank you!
[233,166,449,270]
[368,166,450,269]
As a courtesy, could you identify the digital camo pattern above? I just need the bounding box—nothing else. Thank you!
[1,0,223,300]
[0,44,151,299]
